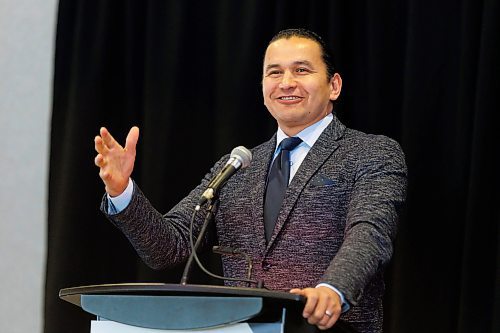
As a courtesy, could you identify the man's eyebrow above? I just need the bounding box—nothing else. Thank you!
[265,64,281,72]
[294,60,314,67]
[264,60,314,72]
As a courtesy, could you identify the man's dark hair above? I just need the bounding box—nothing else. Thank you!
[269,28,337,80]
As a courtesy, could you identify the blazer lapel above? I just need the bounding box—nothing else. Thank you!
[266,116,346,250]
[248,136,276,252]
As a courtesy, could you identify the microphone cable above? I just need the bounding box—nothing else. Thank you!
[180,201,264,288]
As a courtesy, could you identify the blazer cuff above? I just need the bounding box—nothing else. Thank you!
[107,178,134,214]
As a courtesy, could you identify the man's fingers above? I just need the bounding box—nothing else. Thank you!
[100,127,120,149]
[312,293,329,325]
[301,289,319,319]
[289,288,303,295]
[290,288,318,318]
[94,154,105,167]
[317,307,341,330]
[125,126,139,153]
[325,310,341,330]
[318,287,342,329]
[94,136,108,154]
[317,306,338,328]
[99,169,110,181]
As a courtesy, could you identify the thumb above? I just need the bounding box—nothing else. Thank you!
[125,126,140,153]
[289,288,304,294]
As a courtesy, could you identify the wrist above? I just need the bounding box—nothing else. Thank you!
[107,181,128,197]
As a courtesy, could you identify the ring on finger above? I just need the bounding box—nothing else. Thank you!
[325,310,333,317]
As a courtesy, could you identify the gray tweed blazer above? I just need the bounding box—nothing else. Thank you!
[102,115,408,333]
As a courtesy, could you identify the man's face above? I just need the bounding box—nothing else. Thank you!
[262,37,341,136]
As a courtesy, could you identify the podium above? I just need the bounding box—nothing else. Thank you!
[60,283,356,332]
[60,283,307,332]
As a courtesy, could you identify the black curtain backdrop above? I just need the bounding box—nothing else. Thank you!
[45,1,499,332]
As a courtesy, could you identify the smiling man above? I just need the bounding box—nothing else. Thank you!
[95,29,407,332]
[262,33,341,137]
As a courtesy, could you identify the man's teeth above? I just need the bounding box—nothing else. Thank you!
[280,96,300,100]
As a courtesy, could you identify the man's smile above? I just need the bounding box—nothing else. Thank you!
[276,95,304,104]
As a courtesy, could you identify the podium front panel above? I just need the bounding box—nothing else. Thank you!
[82,295,263,330]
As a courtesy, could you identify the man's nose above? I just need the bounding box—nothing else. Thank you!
[278,71,296,89]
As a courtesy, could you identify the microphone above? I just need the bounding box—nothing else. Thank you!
[196,146,252,210]
[180,146,252,286]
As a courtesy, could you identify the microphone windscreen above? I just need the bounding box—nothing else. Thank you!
[230,146,252,168]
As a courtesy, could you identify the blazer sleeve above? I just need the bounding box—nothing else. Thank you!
[319,135,408,306]
[100,156,228,270]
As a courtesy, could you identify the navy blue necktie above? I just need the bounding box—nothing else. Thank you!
[264,137,302,242]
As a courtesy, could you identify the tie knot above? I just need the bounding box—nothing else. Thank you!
[280,137,302,152]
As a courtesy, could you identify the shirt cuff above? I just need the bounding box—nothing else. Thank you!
[107,178,134,214]
[316,283,351,313]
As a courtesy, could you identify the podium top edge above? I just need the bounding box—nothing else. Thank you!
[59,283,305,307]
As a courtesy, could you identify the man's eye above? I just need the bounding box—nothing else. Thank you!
[296,68,309,73]
[267,70,282,76]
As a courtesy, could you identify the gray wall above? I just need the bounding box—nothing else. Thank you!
[0,0,57,332]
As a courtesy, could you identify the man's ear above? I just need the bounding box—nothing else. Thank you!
[329,73,342,101]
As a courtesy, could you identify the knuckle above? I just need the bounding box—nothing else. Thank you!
[314,311,324,320]
[309,294,318,302]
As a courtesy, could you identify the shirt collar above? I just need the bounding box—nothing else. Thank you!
[275,113,334,151]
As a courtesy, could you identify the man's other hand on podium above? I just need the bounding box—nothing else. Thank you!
[290,286,342,330]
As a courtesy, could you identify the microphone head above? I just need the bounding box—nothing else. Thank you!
[230,146,252,169]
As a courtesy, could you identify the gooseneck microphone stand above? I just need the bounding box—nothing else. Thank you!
[180,199,263,288]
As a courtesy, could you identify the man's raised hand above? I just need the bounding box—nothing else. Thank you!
[94,126,139,196]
